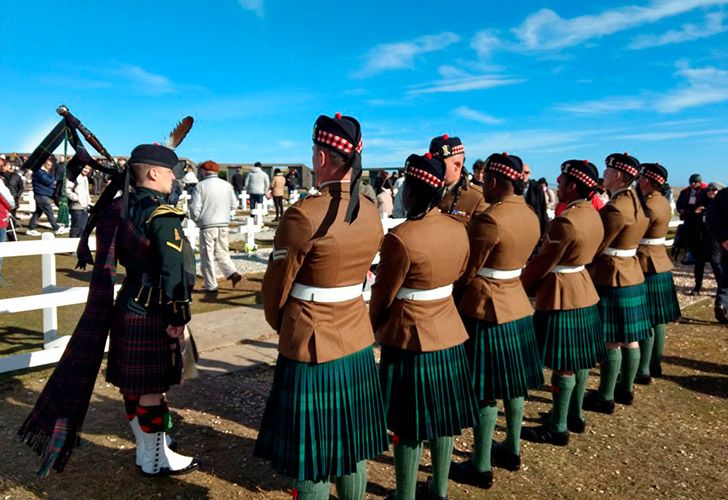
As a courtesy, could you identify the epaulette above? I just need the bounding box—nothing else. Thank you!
[146,204,185,224]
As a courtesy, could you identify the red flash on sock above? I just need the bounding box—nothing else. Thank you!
[292,488,299,500]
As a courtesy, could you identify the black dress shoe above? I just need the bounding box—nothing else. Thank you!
[634,374,652,385]
[614,387,634,405]
[424,477,448,499]
[491,441,521,471]
[228,272,242,288]
[567,415,586,434]
[583,391,615,414]
[448,460,493,489]
[521,424,570,446]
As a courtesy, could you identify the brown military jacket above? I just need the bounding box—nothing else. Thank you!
[438,181,489,227]
[521,200,603,311]
[262,181,383,363]
[589,188,649,287]
[370,209,469,352]
[637,191,674,274]
[456,195,541,324]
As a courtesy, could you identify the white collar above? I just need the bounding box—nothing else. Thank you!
[318,179,351,190]
[610,186,630,200]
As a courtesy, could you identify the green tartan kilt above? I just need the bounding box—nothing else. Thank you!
[461,315,544,401]
[379,344,479,442]
[534,305,606,371]
[253,346,389,482]
[644,272,681,325]
[597,283,652,343]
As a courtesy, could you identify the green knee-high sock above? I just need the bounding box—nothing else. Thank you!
[617,347,640,393]
[428,436,454,498]
[550,374,576,432]
[291,478,330,500]
[394,438,423,500]
[472,402,497,472]
[503,397,525,455]
[334,460,367,500]
[598,348,622,400]
[637,332,655,377]
[569,369,590,420]
[651,324,667,374]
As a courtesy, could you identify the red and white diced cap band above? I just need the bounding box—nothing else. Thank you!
[315,129,363,155]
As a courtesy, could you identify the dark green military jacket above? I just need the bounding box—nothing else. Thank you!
[122,187,193,326]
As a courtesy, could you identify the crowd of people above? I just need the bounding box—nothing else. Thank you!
[9,113,728,500]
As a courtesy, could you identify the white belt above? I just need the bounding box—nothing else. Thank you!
[550,265,585,274]
[290,283,362,303]
[602,247,637,257]
[396,284,453,301]
[640,237,666,246]
[477,267,522,280]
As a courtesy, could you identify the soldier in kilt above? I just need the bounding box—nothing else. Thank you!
[19,144,199,477]
[254,113,389,500]
[430,134,489,228]
[634,163,681,383]
[449,153,542,489]
[584,153,652,414]
[520,160,606,445]
[370,152,478,500]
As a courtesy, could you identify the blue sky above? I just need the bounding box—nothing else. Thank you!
[1,0,727,185]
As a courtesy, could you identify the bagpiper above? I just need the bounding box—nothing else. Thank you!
[634,163,681,383]
[584,153,652,413]
[449,152,542,489]
[20,144,199,477]
[254,113,389,500]
[370,152,478,500]
[520,160,606,445]
[430,134,488,227]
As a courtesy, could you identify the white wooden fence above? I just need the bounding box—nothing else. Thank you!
[0,234,118,373]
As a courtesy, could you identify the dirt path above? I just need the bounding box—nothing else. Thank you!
[1,298,726,499]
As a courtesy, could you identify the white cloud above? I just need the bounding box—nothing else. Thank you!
[512,0,728,51]
[238,0,264,18]
[106,64,177,95]
[628,11,728,48]
[556,97,647,114]
[453,106,503,124]
[656,62,728,112]
[470,30,504,59]
[352,32,461,78]
[407,74,524,95]
[616,128,728,140]
[557,62,728,114]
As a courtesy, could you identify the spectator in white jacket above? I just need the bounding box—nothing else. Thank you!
[189,160,241,293]
[66,165,92,238]
[244,162,269,210]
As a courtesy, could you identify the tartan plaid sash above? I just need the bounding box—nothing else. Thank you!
[18,198,122,477]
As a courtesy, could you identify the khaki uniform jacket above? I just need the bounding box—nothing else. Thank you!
[262,182,383,363]
[637,192,674,274]
[521,200,603,311]
[589,188,649,287]
[370,209,469,352]
[456,195,541,324]
[438,182,489,227]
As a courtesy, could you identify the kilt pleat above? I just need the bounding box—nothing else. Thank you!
[254,346,389,482]
[534,305,605,371]
[106,300,179,395]
[379,344,478,441]
[462,315,544,401]
[644,272,681,325]
[597,283,652,343]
